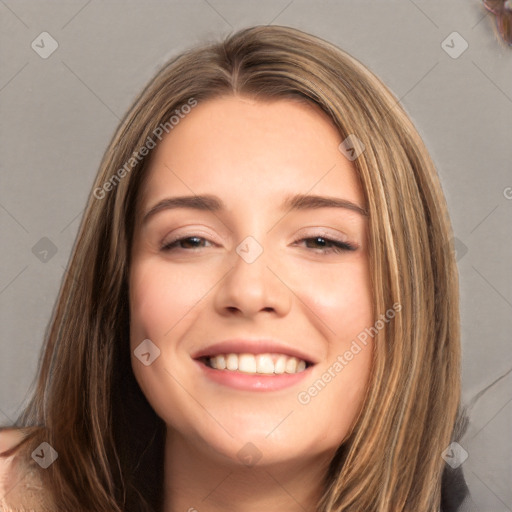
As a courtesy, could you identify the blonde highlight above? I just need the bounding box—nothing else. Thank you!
[2,25,460,512]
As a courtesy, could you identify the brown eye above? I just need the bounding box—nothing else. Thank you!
[297,236,356,253]
[161,236,213,251]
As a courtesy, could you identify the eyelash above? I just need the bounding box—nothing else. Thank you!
[160,235,357,254]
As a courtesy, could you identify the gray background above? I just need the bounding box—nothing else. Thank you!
[1,1,511,509]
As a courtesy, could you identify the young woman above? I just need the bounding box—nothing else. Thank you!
[0,25,470,511]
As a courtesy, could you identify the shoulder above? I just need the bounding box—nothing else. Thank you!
[0,427,55,512]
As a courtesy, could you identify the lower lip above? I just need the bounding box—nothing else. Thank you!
[194,360,314,391]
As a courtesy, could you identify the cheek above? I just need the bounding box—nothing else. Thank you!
[295,257,374,338]
[128,260,209,431]
[129,259,207,342]
[292,258,374,438]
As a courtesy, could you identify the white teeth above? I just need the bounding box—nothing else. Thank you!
[238,354,257,373]
[274,355,287,374]
[207,353,309,375]
[285,357,297,373]
[216,354,226,370]
[256,354,275,374]
[226,353,238,370]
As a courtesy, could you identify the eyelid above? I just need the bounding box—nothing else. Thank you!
[161,226,220,245]
[294,227,354,245]
[161,227,352,245]
[160,228,359,254]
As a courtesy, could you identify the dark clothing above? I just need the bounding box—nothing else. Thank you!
[440,464,471,512]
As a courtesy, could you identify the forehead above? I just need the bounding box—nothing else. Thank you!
[137,96,364,215]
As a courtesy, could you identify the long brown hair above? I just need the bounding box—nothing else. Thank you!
[1,25,461,511]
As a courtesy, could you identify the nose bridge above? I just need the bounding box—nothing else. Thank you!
[214,233,291,316]
[232,234,271,304]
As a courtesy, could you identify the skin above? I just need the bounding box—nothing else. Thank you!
[129,96,374,512]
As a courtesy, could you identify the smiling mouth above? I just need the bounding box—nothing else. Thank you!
[198,353,313,375]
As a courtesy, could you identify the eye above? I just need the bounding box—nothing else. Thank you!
[294,236,357,254]
[161,236,214,251]
[160,235,357,254]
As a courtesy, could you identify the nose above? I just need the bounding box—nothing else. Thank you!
[213,240,292,319]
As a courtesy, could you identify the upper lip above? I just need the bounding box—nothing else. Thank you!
[191,339,318,364]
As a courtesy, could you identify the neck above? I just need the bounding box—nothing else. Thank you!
[162,428,331,512]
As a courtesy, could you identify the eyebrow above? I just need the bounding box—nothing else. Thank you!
[142,193,368,224]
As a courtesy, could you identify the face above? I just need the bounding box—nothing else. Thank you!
[129,95,374,469]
